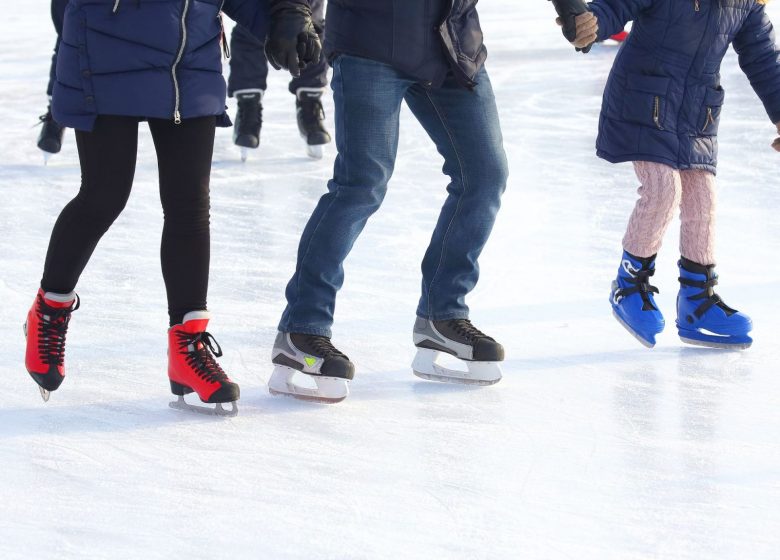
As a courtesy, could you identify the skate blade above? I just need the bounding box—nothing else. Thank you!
[412,349,502,386]
[240,147,249,163]
[306,144,323,160]
[678,333,752,350]
[612,309,657,349]
[39,387,51,402]
[268,366,349,404]
[169,396,238,417]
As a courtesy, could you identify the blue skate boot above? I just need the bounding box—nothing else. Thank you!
[610,251,665,348]
[676,257,752,349]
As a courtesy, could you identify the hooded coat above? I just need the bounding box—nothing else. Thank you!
[589,0,780,173]
[53,0,269,131]
[324,0,487,88]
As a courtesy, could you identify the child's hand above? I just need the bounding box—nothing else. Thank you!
[556,12,599,49]
[773,123,780,152]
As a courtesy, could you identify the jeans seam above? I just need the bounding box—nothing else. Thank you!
[285,61,347,332]
[421,89,469,319]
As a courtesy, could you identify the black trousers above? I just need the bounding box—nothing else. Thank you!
[227,0,328,96]
[41,116,216,325]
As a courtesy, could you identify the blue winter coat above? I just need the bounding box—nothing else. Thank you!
[589,0,780,173]
[53,0,269,131]
[325,0,487,88]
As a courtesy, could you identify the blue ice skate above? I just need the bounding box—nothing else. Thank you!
[610,251,665,348]
[676,257,752,349]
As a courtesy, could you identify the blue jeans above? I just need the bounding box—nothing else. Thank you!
[279,55,508,337]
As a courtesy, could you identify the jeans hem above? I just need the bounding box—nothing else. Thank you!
[416,310,470,322]
[278,324,333,338]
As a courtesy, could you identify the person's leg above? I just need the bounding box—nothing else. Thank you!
[227,25,268,97]
[279,55,410,336]
[679,169,717,265]
[622,161,682,258]
[41,116,139,293]
[288,0,329,94]
[402,68,509,321]
[147,117,216,326]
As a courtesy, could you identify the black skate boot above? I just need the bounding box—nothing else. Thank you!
[295,88,331,159]
[233,90,263,161]
[412,318,504,385]
[37,105,65,162]
[270,332,354,403]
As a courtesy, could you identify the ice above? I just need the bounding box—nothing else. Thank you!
[1,2,779,559]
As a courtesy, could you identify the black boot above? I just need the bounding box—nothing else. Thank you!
[37,105,65,155]
[233,90,263,150]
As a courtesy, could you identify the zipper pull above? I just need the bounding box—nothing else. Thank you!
[653,96,664,130]
[704,107,714,131]
[694,0,700,12]
[219,14,230,60]
[174,110,182,125]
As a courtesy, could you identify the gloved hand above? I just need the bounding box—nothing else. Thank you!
[556,12,599,50]
[772,122,780,152]
[265,1,322,78]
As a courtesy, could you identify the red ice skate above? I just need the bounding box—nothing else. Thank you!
[167,311,239,417]
[24,289,79,401]
[610,30,629,42]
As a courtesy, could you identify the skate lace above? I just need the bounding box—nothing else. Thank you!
[448,319,489,342]
[299,98,325,126]
[237,98,262,135]
[36,294,79,366]
[308,336,347,360]
[616,268,659,311]
[37,109,53,126]
[177,331,229,383]
[678,274,736,319]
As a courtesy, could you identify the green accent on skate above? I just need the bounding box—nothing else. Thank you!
[304,356,317,367]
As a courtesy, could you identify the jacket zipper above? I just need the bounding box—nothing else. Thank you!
[217,0,230,59]
[172,0,191,124]
[653,96,664,130]
[703,107,714,132]
[113,0,121,13]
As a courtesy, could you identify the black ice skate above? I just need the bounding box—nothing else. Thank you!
[233,89,263,162]
[270,332,354,403]
[295,88,331,159]
[412,318,504,385]
[37,105,65,164]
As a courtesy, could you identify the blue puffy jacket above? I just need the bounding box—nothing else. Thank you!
[53,0,269,131]
[589,0,780,173]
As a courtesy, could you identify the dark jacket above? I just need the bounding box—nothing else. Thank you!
[589,0,780,174]
[324,0,487,88]
[53,0,269,131]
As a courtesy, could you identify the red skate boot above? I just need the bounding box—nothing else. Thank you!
[610,30,629,42]
[24,289,79,401]
[167,311,239,417]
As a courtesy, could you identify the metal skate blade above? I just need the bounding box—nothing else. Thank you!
[306,144,323,160]
[39,387,51,402]
[679,336,752,350]
[240,147,249,163]
[268,366,349,404]
[169,396,238,417]
[612,310,657,349]
[412,349,502,386]
[42,152,51,166]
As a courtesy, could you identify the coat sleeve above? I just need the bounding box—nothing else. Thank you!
[587,0,654,41]
[733,4,780,124]
[221,0,271,42]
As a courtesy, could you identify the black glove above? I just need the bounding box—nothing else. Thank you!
[265,1,322,78]
[549,0,595,53]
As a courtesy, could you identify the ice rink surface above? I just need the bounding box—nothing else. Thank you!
[1,2,779,559]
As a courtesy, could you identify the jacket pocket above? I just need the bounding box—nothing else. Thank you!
[621,74,673,131]
[699,86,725,136]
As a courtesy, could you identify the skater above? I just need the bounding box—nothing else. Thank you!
[228,0,330,161]
[557,0,780,348]
[24,0,321,414]
[268,0,509,403]
[36,0,69,160]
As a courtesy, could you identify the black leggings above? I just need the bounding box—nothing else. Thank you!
[41,115,216,325]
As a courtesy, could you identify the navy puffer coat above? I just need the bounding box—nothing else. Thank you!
[53,0,269,131]
[589,0,780,173]
[325,0,487,88]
